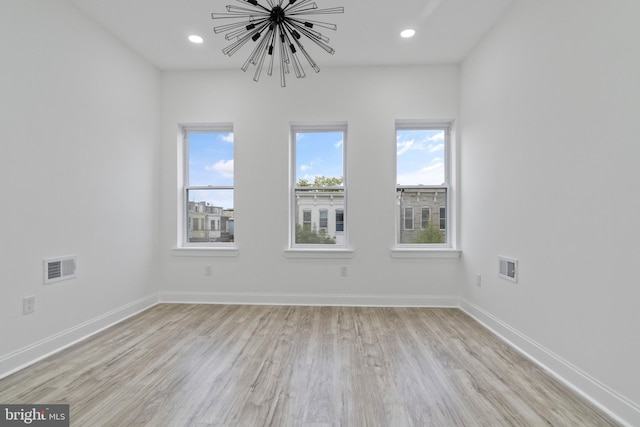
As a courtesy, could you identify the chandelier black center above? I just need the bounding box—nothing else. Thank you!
[270,6,285,25]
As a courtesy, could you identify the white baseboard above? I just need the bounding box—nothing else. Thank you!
[0,294,159,380]
[460,299,639,427]
[158,290,459,308]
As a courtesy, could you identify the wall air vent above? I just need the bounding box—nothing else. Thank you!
[498,255,518,283]
[44,256,77,284]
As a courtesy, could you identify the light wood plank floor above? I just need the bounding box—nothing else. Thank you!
[0,304,620,426]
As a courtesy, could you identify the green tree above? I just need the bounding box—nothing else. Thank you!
[413,220,444,244]
[295,224,336,244]
[297,176,343,187]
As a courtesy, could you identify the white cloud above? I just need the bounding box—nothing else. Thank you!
[428,131,445,142]
[206,159,234,178]
[429,143,444,153]
[397,162,445,186]
[220,133,234,143]
[299,158,321,173]
[397,139,416,155]
[334,139,343,148]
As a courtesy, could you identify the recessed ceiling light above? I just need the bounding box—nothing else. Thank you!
[400,29,416,38]
[188,35,204,44]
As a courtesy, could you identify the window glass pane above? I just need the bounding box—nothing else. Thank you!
[187,188,234,243]
[294,188,344,245]
[293,129,345,246]
[396,129,445,186]
[295,131,344,185]
[396,125,448,245]
[188,131,234,186]
[398,188,447,244]
[183,126,234,247]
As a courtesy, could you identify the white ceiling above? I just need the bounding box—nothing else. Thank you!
[69,0,515,71]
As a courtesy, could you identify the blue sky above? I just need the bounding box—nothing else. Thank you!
[295,131,344,182]
[186,128,444,208]
[189,132,234,186]
[188,131,234,209]
[396,129,445,186]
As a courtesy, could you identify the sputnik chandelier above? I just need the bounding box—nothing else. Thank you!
[212,0,344,87]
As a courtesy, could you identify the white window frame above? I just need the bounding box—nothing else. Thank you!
[288,122,351,256]
[174,123,238,256]
[392,120,459,258]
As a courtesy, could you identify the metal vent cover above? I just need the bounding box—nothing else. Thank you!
[498,255,518,283]
[44,256,77,284]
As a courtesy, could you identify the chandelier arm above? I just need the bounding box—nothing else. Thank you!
[284,0,317,13]
[278,31,288,86]
[289,7,343,15]
[225,5,269,14]
[254,26,274,63]
[277,25,291,65]
[237,0,272,13]
[214,19,263,35]
[285,6,320,15]
[291,36,320,73]
[222,25,266,56]
[241,27,271,72]
[222,36,254,56]
[280,26,306,79]
[224,19,270,40]
[287,17,337,31]
[267,26,278,77]
[283,20,334,54]
[212,12,262,21]
[286,19,330,43]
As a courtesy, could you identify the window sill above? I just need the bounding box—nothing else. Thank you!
[172,247,239,257]
[284,248,355,259]
[390,248,461,259]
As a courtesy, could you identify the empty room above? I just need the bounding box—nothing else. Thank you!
[1,0,638,425]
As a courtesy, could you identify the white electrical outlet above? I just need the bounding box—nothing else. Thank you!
[205,264,213,276]
[23,296,35,315]
[340,266,348,277]
[476,274,482,287]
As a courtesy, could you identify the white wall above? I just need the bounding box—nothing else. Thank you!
[0,0,160,374]
[4,0,635,422]
[159,66,462,305]
[460,0,640,424]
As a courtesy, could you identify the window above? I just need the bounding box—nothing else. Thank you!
[319,209,328,231]
[335,209,344,232]
[302,210,312,230]
[396,121,451,246]
[182,124,234,246]
[291,123,347,247]
[421,207,431,229]
[404,207,414,230]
